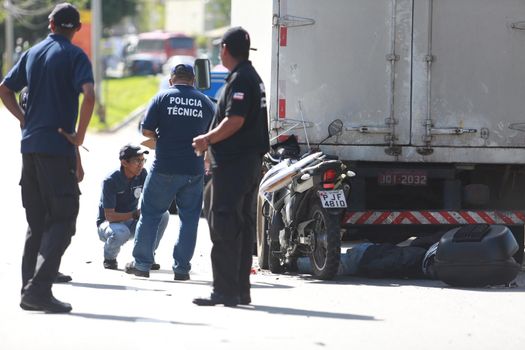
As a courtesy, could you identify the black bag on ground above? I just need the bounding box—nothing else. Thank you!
[434,224,520,287]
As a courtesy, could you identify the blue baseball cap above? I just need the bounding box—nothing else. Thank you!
[170,64,194,77]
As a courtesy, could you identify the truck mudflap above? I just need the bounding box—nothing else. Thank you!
[343,211,525,225]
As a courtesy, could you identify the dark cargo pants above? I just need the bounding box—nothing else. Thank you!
[208,153,261,298]
[20,153,80,298]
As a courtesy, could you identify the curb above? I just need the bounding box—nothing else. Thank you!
[100,104,148,133]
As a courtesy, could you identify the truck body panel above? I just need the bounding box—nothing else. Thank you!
[412,0,525,149]
[232,0,525,261]
[251,0,525,163]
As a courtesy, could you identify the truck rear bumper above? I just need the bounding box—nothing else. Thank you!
[343,210,525,225]
[342,211,525,264]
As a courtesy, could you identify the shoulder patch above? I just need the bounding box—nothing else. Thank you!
[233,92,244,100]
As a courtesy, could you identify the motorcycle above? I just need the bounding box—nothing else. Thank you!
[256,120,355,280]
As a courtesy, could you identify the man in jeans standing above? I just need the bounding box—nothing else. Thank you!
[125,64,214,279]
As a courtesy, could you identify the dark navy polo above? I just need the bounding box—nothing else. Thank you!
[3,34,94,156]
[97,168,147,227]
[211,60,270,164]
[142,84,215,175]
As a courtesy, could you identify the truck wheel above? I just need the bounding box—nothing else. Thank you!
[307,203,341,280]
[256,195,270,269]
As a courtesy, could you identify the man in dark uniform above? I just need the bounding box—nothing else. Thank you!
[97,144,168,270]
[17,86,73,284]
[125,64,215,279]
[0,3,95,313]
[192,27,270,306]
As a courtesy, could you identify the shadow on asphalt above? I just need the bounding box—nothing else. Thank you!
[297,273,525,292]
[67,281,166,292]
[69,312,208,326]
[145,278,295,290]
[237,304,379,321]
[147,278,211,286]
[250,281,294,289]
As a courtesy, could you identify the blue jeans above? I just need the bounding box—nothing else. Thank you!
[132,170,203,273]
[98,214,168,261]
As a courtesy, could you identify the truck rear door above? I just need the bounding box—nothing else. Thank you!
[412,0,525,148]
[274,0,413,148]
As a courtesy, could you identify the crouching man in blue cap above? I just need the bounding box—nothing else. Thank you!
[97,144,169,270]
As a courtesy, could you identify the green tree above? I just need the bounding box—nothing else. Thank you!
[206,0,231,29]
[102,0,138,29]
[1,0,138,38]
[1,0,139,73]
[135,0,165,33]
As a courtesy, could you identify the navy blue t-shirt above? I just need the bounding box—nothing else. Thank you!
[142,84,215,175]
[3,34,94,156]
[97,168,147,227]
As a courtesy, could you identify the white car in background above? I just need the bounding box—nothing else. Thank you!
[158,55,227,100]
[159,55,196,89]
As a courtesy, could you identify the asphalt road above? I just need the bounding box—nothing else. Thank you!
[1,107,525,350]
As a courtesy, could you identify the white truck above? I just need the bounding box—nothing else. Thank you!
[232,0,525,263]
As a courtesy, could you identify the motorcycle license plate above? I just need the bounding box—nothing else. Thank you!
[318,190,347,208]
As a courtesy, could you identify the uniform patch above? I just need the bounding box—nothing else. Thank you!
[233,92,245,100]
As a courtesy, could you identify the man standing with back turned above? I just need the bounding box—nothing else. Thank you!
[192,27,269,307]
[125,64,214,279]
[0,3,95,313]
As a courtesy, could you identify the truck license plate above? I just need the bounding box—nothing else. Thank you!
[378,170,427,186]
[318,190,347,208]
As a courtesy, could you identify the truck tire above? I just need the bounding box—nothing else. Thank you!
[256,195,270,269]
[307,203,341,280]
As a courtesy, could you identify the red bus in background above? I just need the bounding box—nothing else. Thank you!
[126,31,196,75]
[136,31,196,58]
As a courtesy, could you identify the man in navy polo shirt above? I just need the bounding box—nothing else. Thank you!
[0,3,95,313]
[97,144,169,270]
[192,27,269,307]
[125,64,214,279]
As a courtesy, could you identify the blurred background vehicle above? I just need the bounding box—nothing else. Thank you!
[103,35,138,78]
[126,31,196,76]
[158,56,227,100]
[126,52,164,75]
[161,55,196,76]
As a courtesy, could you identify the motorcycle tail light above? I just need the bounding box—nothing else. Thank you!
[322,169,337,188]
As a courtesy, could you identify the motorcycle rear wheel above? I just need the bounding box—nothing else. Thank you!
[308,203,341,280]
